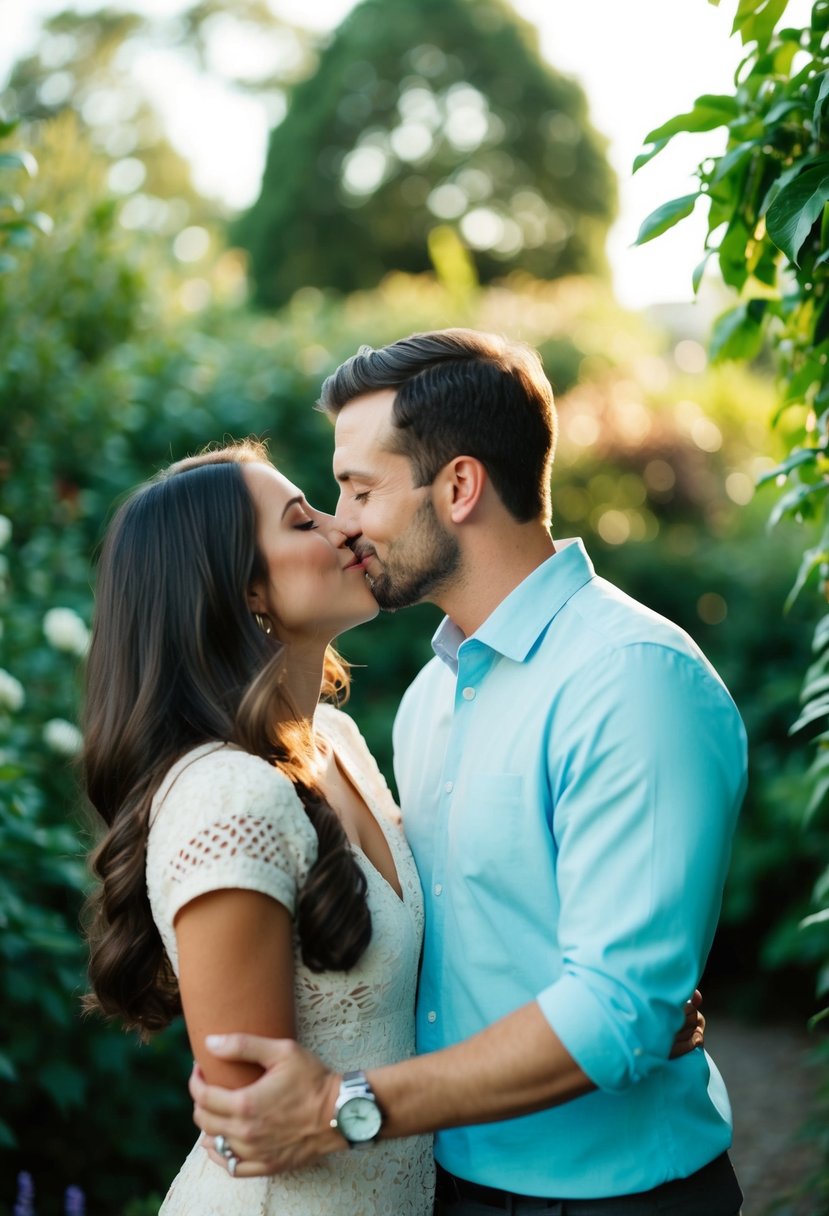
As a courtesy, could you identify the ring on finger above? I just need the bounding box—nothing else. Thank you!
[214,1134,233,1159]
[227,1153,240,1178]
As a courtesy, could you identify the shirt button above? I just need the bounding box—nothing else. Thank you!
[633,1047,643,1058]
[427,1011,437,1023]
[434,883,443,896]
[462,687,476,701]
[444,781,454,794]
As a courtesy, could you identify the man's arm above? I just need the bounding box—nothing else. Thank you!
[190,1001,589,1174]
[190,992,704,1174]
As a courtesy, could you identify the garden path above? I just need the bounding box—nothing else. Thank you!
[706,1015,823,1215]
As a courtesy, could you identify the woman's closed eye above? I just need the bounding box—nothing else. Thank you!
[353,491,370,504]
[294,520,318,531]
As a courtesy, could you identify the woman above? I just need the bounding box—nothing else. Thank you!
[83,440,434,1214]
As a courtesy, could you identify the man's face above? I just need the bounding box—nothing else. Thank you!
[332,389,460,610]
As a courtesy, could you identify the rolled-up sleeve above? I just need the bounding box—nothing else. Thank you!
[536,642,747,1092]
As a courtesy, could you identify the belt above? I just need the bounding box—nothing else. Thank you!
[435,1164,557,1210]
[435,1153,740,1213]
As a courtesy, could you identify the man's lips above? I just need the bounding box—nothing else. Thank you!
[344,550,375,571]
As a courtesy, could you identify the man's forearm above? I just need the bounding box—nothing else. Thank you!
[368,999,595,1139]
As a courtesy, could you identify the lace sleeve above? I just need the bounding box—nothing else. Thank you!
[147,747,318,942]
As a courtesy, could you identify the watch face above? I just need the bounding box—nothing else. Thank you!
[339,1095,382,1142]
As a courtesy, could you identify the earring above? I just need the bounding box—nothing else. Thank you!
[254,613,273,635]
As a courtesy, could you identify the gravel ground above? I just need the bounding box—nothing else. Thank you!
[705,1016,824,1215]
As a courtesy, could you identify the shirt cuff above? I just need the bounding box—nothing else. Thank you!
[537,973,653,1092]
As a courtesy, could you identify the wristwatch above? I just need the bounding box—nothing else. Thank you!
[330,1070,383,1147]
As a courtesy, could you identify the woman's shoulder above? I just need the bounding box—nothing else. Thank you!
[150,743,302,829]
[314,701,366,750]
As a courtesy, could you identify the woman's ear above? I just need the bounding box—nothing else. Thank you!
[246,581,267,614]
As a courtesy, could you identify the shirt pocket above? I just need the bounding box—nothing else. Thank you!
[450,772,525,878]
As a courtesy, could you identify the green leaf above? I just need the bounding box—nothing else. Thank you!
[0,119,20,139]
[757,446,824,485]
[764,99,802,125]
[805,772,829,821]
[782,360,823,405]
[709,301,766,362]
[735,0,790,47]
[634,193,699,246]
[711,140,757,184]
[0,149,38,176]
[790,693,829,734]
[632,138,670,174]
[692,249,714,294]
[40,1061,88,1113]
[813,613,829,653]
[717,216,752,291]
[759,155,829,217]
[766,167,829,264]
[769,479,829,529]
[808,1004,829,1031]
[785,544,829,611]
[800,907,829,929]
[814,70,829,135]
[643,98,737,145]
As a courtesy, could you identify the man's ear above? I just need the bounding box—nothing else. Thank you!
[437,456,487,524]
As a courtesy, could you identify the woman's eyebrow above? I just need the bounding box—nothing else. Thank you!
[280,494,304,519]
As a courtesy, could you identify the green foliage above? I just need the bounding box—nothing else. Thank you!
[636,0,829,1188]
[235,0,616,306]
[0,120,52,273]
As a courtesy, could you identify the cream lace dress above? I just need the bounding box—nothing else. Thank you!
[146,703,434,1216]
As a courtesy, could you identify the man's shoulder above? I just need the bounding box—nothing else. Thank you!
[557,573,702,663]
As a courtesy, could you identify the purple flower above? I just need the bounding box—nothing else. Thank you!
[13,1171,35,1216]
[64,1186,85,1216]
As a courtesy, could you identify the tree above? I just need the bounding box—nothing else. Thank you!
[235,0,616,307]
[3,4,313,226]
[634,0,829,1194]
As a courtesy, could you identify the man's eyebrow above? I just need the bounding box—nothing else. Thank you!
[334,468,374,485]
[280,494,304,519]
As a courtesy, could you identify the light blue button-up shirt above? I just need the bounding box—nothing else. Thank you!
[392,538,747,1199]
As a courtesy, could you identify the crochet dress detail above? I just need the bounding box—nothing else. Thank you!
[146,703,433,1215]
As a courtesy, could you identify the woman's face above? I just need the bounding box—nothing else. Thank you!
[243,462,379,644]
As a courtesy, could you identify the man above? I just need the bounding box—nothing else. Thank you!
[191,330,746,1213]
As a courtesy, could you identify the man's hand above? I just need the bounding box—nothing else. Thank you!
[669,989,705,1060]
[189,1035,346,1177]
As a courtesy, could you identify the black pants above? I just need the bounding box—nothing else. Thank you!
[435,1153,743,1215]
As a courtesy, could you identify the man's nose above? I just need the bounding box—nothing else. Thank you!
[333,496,360,538]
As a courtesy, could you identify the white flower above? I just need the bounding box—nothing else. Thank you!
[43,607,90,656]
[43,718,83,756]
[0,516,10,548]
[0,668,24,712]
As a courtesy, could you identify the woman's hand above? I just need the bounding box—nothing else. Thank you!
[669,989,705,1059]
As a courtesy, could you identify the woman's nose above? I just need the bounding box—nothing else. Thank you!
[320,512,350,546]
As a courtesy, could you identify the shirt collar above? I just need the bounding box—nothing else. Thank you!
[432,538,595,672]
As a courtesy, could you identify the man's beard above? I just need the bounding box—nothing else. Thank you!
[366,497,460,611]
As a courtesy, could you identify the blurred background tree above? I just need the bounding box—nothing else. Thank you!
[0,0,824,1210]
[234,0,616,306]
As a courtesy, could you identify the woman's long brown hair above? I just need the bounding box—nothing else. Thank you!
[82,440,371,1036]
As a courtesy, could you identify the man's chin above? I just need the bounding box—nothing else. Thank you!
[368,575,421,613]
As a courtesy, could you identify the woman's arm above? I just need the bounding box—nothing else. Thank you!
[175,888,296,1089]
